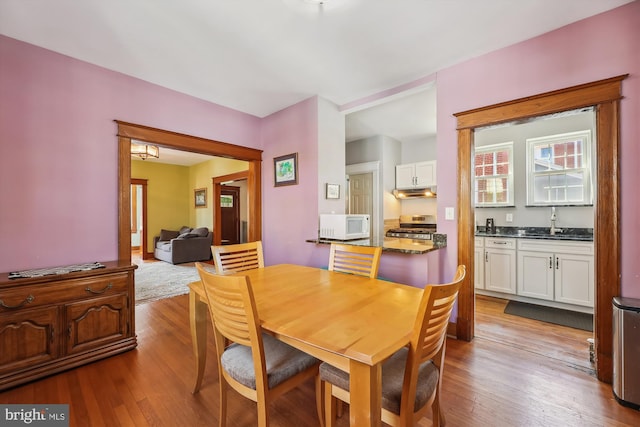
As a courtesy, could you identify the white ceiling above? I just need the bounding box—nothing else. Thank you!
[1,0,631,159]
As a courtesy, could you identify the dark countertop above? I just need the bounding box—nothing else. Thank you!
[475,226,593,242]
[307,234,447,255]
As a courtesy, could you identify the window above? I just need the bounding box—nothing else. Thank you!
[526,130,592,206]
[474,142,514,207]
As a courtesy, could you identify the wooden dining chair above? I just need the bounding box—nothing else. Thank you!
[195,263,320,427]
[317,265,466,427]
[328,243,382,278]
[211,241,264,274]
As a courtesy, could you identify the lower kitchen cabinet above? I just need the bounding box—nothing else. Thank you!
[484,237,517,294]
[517,239,594,308]
[0,261,137,391]
[474,238,485,289]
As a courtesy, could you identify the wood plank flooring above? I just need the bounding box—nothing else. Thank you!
[1,294,639,426]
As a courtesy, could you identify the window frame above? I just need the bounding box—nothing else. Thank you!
[525,130,593,206]
[473,141,515,208]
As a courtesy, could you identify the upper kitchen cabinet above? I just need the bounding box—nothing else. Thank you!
[396,160,436,189]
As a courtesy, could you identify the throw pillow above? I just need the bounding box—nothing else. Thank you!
[191,227,209,237]
[159,229,179,241]
[178,232,198,239]
[179,226,192,235]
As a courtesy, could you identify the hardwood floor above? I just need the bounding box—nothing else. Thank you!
[1,294,639,426]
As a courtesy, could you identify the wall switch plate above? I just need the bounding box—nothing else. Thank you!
[445,207,454,220]
[506,213,513,222]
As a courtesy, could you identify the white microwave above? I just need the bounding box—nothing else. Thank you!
[319,214,370,240]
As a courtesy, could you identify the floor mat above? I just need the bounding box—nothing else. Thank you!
[504,300,593,331]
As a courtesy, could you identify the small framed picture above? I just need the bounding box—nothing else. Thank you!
[274,153,298,187]
[326,183,340,199]
[194,188,207,208]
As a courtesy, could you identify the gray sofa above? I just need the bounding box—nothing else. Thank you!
[153,226,212,264]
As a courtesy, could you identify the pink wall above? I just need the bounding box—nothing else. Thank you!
[260,97,324,267]
[0,35,261,272]
[435,1,640,297]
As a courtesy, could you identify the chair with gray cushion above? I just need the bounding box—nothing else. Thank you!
[153,226,212,264]
[318,265,466,427]
[195,263,320,427]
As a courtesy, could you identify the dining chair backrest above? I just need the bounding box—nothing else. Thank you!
[195,262,320,427]
[211,241,264,274]
[318,264,466,427]
[328,243,382,278]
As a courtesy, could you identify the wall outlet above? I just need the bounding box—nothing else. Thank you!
[506,213,513,223]
[445,207,454,220]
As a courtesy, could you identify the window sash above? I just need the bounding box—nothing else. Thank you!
[474,142,514,207]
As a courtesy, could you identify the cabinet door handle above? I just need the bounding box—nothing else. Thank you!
[50,327,55,344]
[556,257,559,269]
[0,294,35,309]
[549,257,553,269]
[85,283,113,294]
[485,252,488,262]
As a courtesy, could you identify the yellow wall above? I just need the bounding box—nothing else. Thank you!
[132,160,191,250]
[189,157,249,229]
[132,157,249,252]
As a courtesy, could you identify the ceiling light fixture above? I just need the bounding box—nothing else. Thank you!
[130,143,159,160]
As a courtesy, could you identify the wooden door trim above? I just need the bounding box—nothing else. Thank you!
[117,121,262,261]
[213,171,249,246]
[454,74,627,383]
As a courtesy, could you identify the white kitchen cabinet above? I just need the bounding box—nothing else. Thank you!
[517,239,594,307]
[395,161,436,189]
[484,237,517,294]
[517,250,554,300]
[474,238,485,289]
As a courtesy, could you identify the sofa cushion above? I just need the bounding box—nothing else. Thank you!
[156,242,172,252]
[191,227,209,237]
[159,229,180,241]
[179,226,192,235]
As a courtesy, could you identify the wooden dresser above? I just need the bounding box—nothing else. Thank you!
[0,261,137,391]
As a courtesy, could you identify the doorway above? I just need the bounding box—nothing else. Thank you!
[454,75,626,382]
[220,186,241,245]
[130,178,148,259]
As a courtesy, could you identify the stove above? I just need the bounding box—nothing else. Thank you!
[386,214,437,240]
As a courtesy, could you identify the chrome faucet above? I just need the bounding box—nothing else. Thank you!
[550,207,557,235]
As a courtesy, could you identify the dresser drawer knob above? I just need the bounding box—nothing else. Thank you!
[0,294,35,309]
[85,283,113,294]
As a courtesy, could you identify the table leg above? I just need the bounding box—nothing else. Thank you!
[349,360,382,427]
[190,288,208,394]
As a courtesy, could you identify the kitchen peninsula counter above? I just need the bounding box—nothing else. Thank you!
[306,233,446,255]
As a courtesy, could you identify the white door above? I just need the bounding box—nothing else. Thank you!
[349,172,373,236]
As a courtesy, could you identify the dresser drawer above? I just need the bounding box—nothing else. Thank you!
[0,273,129,313]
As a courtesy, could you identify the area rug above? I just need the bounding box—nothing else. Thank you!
[134,261,202,305]
[504,300,593,332]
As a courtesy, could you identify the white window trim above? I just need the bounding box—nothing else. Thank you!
[525,130,592,206]
[474,142,514,207]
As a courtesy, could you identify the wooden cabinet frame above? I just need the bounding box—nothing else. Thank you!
[454,75,627,383]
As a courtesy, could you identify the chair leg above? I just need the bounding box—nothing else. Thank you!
[219,380,227,427]
[316,376,325,427]
[323,381,337,427]
[432,395,445,427]
[257,398,269,427]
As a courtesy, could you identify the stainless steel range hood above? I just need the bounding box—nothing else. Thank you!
[393,186,437,199]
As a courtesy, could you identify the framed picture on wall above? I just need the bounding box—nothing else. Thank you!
[273,152,298,187]
[194,188,207,208]
[326,183,340,199]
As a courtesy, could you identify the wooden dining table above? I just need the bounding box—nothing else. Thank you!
[188,264,423,427]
